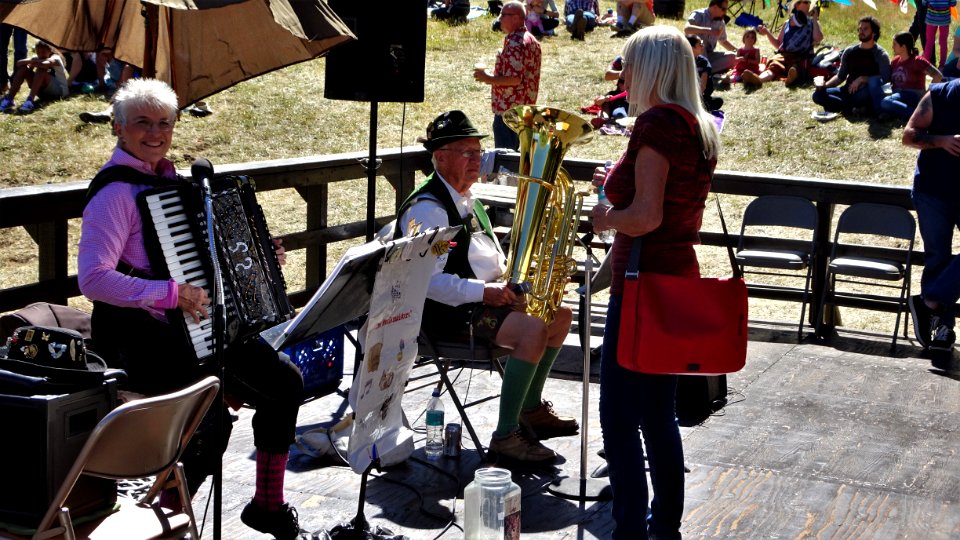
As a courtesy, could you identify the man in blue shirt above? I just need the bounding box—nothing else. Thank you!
[685,0,737,74]
[903,78,960,363]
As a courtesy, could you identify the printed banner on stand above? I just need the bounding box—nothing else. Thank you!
[347,227,459,473]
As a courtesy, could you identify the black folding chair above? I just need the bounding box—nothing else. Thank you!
[735,195,819,339]
[415,330,511,460]
[815,203,916,350]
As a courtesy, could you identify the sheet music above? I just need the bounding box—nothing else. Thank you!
[262,239,386,351]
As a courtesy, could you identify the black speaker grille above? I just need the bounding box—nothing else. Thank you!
[324,0,427,103]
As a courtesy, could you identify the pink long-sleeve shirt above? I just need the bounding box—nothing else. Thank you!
[77,147,180,320]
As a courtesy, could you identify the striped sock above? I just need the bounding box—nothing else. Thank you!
[252,450,288,511]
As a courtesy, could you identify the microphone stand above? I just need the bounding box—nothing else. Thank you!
[547,232,611,501]
[201,177,227,540]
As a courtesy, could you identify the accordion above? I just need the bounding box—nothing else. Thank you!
[137,176,294,363]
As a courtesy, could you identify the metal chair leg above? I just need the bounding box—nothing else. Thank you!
[435,358,487,460]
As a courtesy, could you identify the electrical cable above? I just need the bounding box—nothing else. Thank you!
[199,480,213,539]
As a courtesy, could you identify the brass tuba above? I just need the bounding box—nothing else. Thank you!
[502,105,593,324]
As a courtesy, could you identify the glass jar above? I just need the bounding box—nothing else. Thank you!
[463,467,521,539]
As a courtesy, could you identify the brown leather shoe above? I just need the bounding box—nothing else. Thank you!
[519,400,579,439]
[489,429,557,463]
[741,70,762,87]
[785,66,799,86]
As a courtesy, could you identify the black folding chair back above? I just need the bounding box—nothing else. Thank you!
[815,203,916,350]
[735,195,819,339]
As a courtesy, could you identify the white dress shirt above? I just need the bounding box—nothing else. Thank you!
[398,173,506,307]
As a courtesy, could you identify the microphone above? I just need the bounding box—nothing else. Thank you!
[191,158,215,192]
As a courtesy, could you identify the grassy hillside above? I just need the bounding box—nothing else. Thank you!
[1,1,952,330]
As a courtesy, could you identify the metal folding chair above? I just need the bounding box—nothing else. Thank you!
[735,195,819,339]
[814,203,916,350]
[30,376,220,540]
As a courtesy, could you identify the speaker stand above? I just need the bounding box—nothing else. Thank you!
[364,101,379,241]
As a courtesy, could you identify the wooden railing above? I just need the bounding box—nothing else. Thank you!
[0,147,919,326]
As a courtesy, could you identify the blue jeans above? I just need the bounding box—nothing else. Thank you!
[565,10,597,30]
[941,59,960,79]
[912,191,960,328]
[0,24,28,88]
[879,91,922,120]
[812,76,884,113]
[599,295,684,540]
[492,114,519,150]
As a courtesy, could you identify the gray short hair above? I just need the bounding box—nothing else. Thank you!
[112,79,179,126]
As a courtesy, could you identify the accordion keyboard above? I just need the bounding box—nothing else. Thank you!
[143,189,220,359]
[139,177,292,363]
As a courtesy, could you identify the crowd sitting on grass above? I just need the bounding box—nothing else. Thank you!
[0,40,68,114]
[0,26,216,122]
[3,4,956,126]
[0,37,137,116]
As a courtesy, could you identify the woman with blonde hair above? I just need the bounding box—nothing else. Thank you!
[591,25,720,539]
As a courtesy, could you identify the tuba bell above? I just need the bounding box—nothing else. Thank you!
[501,105,593,324]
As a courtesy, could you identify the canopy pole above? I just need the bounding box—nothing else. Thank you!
[140,2,159,78]
[366,101,379,241]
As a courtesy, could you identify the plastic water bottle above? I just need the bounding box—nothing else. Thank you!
[464,467,522,539]
[424,389,444,460]
[597,160,616,244]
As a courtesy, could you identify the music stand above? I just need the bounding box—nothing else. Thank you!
[261,241,385,351]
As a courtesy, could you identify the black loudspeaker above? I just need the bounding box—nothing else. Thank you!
[0,381,118,527]
[676,374,727,426]
[324,0,427,103]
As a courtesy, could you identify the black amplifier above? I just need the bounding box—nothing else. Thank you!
[676,374,728,426]
[0,379,119,528]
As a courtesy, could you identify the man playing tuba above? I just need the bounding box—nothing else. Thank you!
[395,110,578,464]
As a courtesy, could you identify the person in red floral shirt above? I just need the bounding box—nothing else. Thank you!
[474,0,541,150]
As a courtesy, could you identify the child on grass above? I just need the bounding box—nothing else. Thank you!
[688,35,723,111]
[731,28,762,83]
[0,41,68,114]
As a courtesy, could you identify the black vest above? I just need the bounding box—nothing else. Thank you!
[395,173,496,280]
[395,173,498,320]
[83,165,185,360]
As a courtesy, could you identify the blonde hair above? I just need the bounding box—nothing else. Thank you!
[112,78,179,126]
[621,26,720,160]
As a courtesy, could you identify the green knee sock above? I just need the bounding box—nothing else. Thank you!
[522,347,561,411]
[494,356,538,437]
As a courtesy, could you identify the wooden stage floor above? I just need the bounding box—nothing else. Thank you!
[199,323,959,539]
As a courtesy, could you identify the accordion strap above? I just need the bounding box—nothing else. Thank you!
[84,165,183,207]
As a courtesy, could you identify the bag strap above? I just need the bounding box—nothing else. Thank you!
[625,196,740,279]
[624,105,740,280]
[715,195,742,279]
